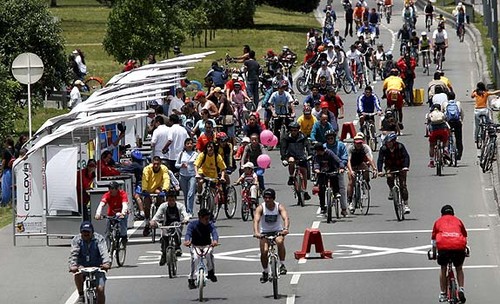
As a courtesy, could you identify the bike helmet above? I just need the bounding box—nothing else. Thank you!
[421,31,427,36]
[288,122,300,129]
[325,129,337,138]
[234,81,241,88]
[390,68,399,76]
[216,132,229,141]
[262,188,276,199]
[282,45,289,51]
[386,52,393,60]
[131,149,143,161]
[384,133,398,144]
[431,103,442,111]
[441,204,454,216]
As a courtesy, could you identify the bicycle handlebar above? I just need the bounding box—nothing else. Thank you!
[74,267,107,276]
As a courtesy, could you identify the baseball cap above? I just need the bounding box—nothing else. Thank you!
[320,101,329,109]
[353,132,365,143]
[194,91,206,100]
[80,221,94,233]
[108,181,120,189]
[242,162,254,169]
[242,137,251,143]
[231,73,238,80]
[213,87,222,93]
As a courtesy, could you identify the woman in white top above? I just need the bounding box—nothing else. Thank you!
[175,138,199,215]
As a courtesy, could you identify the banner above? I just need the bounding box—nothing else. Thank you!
[47,146,78,213]
[15,150,46,235]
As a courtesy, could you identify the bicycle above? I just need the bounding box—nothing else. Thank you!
[479,123,500,173]
[361,113,378,152]
[159,222,182,278]
[381,170,405,221]
[457,23,465,43]
[435,47,444,71]
[421,49,430,76]
[296,63,315,95]
[434,139,445,176]
[191,245,215,302]
[428,247,470,304]
[318,171,341,223]
[286,156,311,207]
[351,169,371,215]
[75,267,107,304]
[147,192,165,243]
[237,180,259,222]
[333,67,353,94]
[200,177,236,220]
[425,13,433,32]
[102,216,126,267]
[268,114,291,147]
[476,113,490,149]
[448,128,458,167]
[256,233,282,299]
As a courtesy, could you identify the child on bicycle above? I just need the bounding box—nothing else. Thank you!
[431,205,468,303]
[426,104,450,168]
[234,162,259,204]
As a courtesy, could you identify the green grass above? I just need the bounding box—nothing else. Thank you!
[0,206,12,229]
[14,108,68,135]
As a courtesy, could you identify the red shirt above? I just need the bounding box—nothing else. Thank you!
[303,52,316,64]
[320,94,344,117]
[101,190,128,216]
[432,215,467,250]
[98,160,120,178]
[76,168,95,204]
[396,58,417,80]
[196,133,215,152]
[225,80,246,93]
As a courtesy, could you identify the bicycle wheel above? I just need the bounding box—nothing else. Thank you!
[449,277,458,303]
[166,247,177,278]
[270,256,279,299]
[296,77,309,95]
[198,268,205,302]
[369,124,377,151]
[435,145,442,176]
[393,186,403,221]
[326,188,333,223]
[361,181,370,215]
[224,185,237,219]
[85,289,96,304]
[334,194,340,219]
[116,237,126,267]
[241,197,250,222]
[151,205,157,243]
[342,76,353,94]
[250,197,258,220]
[212,193,221,220]
[482,142,495,173]
[295,173,304,207]
[353,181,361,214]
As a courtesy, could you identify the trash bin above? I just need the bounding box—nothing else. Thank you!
[463,2,474,24]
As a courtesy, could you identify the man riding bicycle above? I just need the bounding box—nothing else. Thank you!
[95,181,129,245]
[432,24,448,63]
[324,130,348,214]
[150,190,190,265]
[431,205,467,303]
[194,141,228,200]
[356,85,382,132]
[419,31,432,67]
[424,0,434,27]
[253,188,290,283]
[377,134,411,214]
[313,142,346,215]
[69,221,111,304]
[382,68,405,123]
[426,104,450,168]
[281,122,312,200]
[267,80,295,142]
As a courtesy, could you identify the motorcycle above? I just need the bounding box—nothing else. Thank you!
[296,63,316,95]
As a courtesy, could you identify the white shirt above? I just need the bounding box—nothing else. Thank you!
[432,29,448,43]
[168,96,184,116]
[346,49,362,61]
[260,202,283,233]
[151,124,170,158]
[74,55,87,74]
[69,86,82,108]
[432,93,449,108]
[166,124,189,160]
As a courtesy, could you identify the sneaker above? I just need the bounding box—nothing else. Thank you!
[438,292,447,302]
[159,252,166,266]
[175,248,183,256]
[75,295,85,304]
[404,205,411,214]
[287,177,294,186]
[188,279,197,290]
[388,191,393,200]
[320,207,326,214]
[143,225,151,237]
[260,271,269,283]
[304,192,311,201]
[348,202,355,214]
[207,270,218,282]
[341,209,348,217]
[279,264,287,275]
[458,287,466,303]
[442,56,445,62]
[428,160,435,168]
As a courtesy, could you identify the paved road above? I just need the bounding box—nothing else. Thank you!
[2,1,500,303]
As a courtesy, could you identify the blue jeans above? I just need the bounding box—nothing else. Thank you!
[1,169,12,206]
[255,167,265,190]
[246,81,260,109]
[106,214,128,238]
[180,174,196,214]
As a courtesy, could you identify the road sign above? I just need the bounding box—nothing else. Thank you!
[11,52,44,84]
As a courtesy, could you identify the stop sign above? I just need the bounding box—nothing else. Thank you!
[11,52,44,84]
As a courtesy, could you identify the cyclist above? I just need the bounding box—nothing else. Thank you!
[346,44,363,85]
[324,130,349,214]
[267,80,295,141]
[313,142,346,215]
[253,188,290,282]
[297,106,317,138]
[471,82,500,144]
[377,134,411,214]
[367,7,380,38]
[419,31,432,67]
[311,113,335,144]
[316,61,334,84]
[371,43,386,80]
[184,208,219,289]
[397,52,416,107]
[141,156,171,235]
[402,4,414,28]
[431,205,467,303]
[456,7,466,37]
[69,221,111,304]
[382,68,405,123]
[95,181,129,245]
[332,44,356,92]
[281,122,312,200]
[436,13,446,28]
[380,108,401,138]
[356,21,376,41]
[150,190,190,264]
[356,85,382,132]
[382,52,397,79]
[426,104,450,168]
[303,85,322,107]
[424,0,434,27]
[432,24,448,63]
[347,133,377,212]
[234,161,259,205]
[353,3,365,30]
[427,72,449,106]
[439,70,454,92]
[409,30,420,59]
[195,118,216,152]
[242,133,266,191]
[194,141,227,199]
[397,24,411,56]
[443,92,464,161]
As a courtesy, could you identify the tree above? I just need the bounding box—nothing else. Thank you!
[230,0,256,28]
[103,0,187,64]
[0,61,22,139]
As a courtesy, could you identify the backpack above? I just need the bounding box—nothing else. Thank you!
[445,101,460,122]
[429,109,446,125]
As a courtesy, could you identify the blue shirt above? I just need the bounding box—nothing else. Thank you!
[185,220,219,246]
[357,94,382,113]
[269,91,293,115]
[310,122,334,144]
[325,140,348,167]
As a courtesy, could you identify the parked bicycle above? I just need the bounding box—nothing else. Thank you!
[479,123,500,173]
[101,216,126,267]
[75,267,107,304]
[159,222,183,278]
[256,233,282,299]
[351,169,371,215]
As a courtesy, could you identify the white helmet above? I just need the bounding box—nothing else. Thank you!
[421,31,427,36]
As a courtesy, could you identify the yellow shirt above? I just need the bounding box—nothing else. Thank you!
[383,76,405,92]
[194,152,227,178]
[297,114,317,136]
[440,76,452,90]
[142,164,170,192]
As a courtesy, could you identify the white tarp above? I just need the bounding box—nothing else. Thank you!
[47,146,78,213]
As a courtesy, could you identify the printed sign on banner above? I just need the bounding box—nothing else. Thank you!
[15,150,46,235]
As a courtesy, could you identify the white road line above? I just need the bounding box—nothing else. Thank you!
[64,291,79,304]
[290,274,301,285]
[311,221,321,229]
[286,294,296,304]
[217,228,490,239]
[103,265,498,280]
[316,207,321,215]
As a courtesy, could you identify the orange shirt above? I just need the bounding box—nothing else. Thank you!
[472,90,489,109]
[353,7,365,19]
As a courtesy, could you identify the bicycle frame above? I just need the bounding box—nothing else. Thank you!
[192,245,214,301]
[385,170,404,221]
[160,222,182,278]
[77,267,106,304]
[434,139,444,176]
[261,234,280,299]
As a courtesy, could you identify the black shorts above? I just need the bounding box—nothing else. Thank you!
[437,249,466,267]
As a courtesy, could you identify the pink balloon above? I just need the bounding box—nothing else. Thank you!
[269,135,278,147]
[260,130,274,146]
[257,154,272,169]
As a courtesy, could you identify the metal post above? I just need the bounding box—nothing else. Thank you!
[493,0,499,87]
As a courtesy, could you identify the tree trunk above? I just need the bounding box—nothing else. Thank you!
[209,29,212,41]
[204,29,208,48]
[50,0,57,7]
